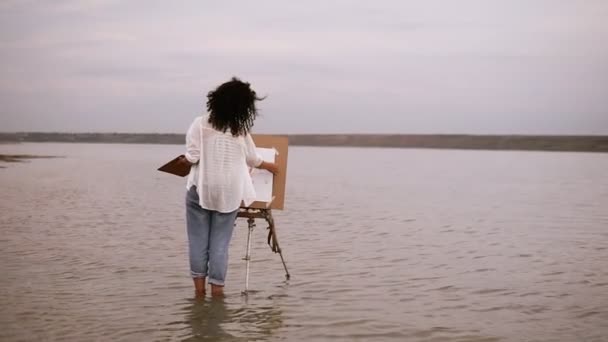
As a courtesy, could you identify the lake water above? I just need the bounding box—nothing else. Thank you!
[1,143,607,342]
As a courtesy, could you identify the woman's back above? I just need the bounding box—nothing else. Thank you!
[186,116,260,213]
[200,117,247,209]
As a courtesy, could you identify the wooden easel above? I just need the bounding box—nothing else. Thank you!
[238,200,290,295]
[238,134,290,295]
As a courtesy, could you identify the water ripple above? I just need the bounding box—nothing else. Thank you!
[1,143,607,341]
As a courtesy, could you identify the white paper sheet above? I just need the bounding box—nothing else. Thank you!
[250,147,276,203]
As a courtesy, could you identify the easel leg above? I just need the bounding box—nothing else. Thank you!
[264,212,291,281]
[242,217,255,295]
[269,224,291,281]
[279,251,290,281]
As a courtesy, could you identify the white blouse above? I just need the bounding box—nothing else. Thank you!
[185,116,263,213]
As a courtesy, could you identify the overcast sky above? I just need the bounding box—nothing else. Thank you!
[1,0,607,134]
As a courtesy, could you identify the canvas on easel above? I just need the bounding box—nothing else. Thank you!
[246,135,288,210]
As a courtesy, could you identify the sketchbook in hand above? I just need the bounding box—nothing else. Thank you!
[157,155,191,177]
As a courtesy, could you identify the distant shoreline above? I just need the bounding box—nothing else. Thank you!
[1,132,607,153]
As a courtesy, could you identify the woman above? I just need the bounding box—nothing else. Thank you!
[181,78,278,297]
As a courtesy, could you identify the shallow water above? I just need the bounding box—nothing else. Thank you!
[1,143,607,341]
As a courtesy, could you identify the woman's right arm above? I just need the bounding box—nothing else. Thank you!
[245,134,279,174]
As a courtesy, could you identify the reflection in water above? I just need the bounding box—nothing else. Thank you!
[182,298,233,341]
[181,296,283,341]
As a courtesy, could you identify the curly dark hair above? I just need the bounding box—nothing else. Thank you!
[206,77,264,136]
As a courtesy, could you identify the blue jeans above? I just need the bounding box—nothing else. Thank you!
[186,186,238,286]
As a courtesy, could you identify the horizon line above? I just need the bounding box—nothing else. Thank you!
[1,132,607,138]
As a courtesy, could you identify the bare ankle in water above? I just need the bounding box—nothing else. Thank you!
[193,277,206,297]
[211,284,225,297]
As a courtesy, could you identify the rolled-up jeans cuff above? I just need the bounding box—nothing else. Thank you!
[191,271,206,278]
[208,278,225,286]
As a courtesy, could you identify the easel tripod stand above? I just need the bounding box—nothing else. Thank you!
[237,207,290,295]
